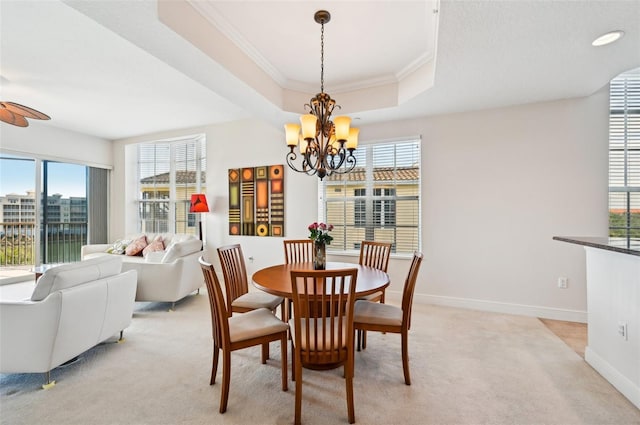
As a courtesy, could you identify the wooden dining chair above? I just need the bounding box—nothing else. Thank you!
[218,244,285,361]
[353,251,423,385]
[357,240,392,350]
[217,244,284,315]
[282,239,314,322]
[289,268,358,425]
[284,239,314,264]
[199,257,288,413]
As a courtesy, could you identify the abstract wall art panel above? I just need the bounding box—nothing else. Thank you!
[228,164,284,237]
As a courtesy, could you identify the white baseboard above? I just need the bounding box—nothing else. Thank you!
[385,291,587,323]
[586,347,640,409]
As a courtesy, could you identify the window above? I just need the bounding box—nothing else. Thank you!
[609,68,640,239]
[137,136,206,235]
[320,138,421,255]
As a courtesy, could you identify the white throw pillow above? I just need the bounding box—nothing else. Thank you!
[105,239,132,254]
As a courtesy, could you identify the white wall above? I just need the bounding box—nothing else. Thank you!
[0,121,112,168]
[112,87,609,322]
[357,86,610,321]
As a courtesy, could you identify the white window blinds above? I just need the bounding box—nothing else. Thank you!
[137,136,206,234]
[609,68,640,238]
[319,138,421,255]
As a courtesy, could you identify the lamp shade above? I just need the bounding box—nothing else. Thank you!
[189,194,209,213]
[300,114,318,139]
[346,128,359,150]
[334,116,351,141]
[285,123,301,147]
[299,134,308,154]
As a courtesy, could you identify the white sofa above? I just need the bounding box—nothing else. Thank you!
[0,255,137,388]
[81,233,203,308]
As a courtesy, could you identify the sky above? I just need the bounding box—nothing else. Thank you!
[0,155,86,198]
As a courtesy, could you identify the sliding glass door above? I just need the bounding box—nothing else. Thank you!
[0,153,106,283]
[0,154,37,280]
[41,161,87,263]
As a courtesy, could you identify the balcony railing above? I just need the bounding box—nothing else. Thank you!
[0,222,35,267]
[0,222,87,281]
[42,222,87,263]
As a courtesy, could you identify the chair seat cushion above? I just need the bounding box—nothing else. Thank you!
[288,317,349,350]
[354,300,402,327]
[232,291,283,310]
[229,308,288,343]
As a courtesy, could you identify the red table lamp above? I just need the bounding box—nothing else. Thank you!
[189,194,209,243]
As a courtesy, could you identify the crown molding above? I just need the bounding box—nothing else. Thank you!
[396,51,435,81]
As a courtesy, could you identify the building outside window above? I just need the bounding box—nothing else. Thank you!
[137,136,206,235]
[319,138,421,255]
[609,68,640,239]
[373,188,396,227]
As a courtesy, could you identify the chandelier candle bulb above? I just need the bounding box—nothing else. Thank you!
[285,124,301,147]
[334,116,351,141]
[300,114,318,140]
[346,127,360,150]
[329,135,339,152]
[299,135,308,154]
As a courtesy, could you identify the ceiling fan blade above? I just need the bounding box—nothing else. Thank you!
[0,109,29,127]
[1,101,50,120]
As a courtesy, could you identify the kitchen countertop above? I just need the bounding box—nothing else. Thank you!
[553,236,640,257]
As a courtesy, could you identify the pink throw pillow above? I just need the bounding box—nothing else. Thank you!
[142,237,165,257]
[125,235,148,256]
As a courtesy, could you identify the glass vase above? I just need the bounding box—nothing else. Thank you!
[314,241,326,270]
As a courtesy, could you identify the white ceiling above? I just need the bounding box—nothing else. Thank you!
[1,0,639,141]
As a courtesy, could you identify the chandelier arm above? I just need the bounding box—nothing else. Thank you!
[328,151,346,170]
[303,143,321,170]
[287,151,319,177]
[322,139,342,169]
[332,155,356,174]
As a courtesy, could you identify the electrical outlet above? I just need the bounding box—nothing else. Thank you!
[557,277,568,289]
[618,322,628,340]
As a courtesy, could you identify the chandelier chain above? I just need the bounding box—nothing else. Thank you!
[320,21,325,93]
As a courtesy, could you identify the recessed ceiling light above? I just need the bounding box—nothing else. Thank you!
[592,30,624,47]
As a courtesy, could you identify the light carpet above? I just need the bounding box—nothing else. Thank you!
[1,292,639,425]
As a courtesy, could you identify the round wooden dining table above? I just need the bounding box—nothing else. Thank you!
[252,261,390,298]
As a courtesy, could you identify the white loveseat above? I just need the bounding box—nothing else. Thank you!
[0,255,137,388]
[81,233,203,308]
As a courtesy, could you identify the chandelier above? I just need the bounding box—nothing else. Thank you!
[284,10,358,180]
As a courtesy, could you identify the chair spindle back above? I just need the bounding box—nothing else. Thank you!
[359,241,392,272]
[217,244,249,312]
[284,239,314,264]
